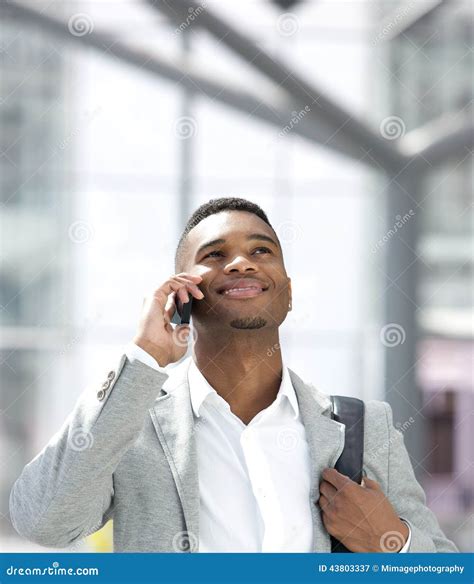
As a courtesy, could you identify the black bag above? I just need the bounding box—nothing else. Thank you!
[329,395,365,553]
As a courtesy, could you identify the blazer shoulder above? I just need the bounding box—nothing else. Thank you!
[362,400,397,486]
[362,399,397,447]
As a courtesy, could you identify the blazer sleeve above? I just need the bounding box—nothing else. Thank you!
[9,353,170,548]
[378,400,459,552]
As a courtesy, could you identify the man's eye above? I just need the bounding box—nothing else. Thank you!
[203,247,272,259]
[204,250,223,258]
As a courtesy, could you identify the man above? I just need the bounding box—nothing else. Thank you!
[10,197,457,553]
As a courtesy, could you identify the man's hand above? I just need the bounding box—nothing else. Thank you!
[133,273,204,367]
[317,468,409,552]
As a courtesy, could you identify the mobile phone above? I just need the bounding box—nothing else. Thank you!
[171,294,193,325]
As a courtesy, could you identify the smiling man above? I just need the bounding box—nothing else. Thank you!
[10,197,458,553]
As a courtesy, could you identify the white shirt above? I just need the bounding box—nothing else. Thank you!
[126,343,411,553]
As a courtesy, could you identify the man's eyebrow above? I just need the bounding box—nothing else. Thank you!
[195,233,279,257]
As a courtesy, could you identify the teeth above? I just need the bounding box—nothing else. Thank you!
[223,287,260,294]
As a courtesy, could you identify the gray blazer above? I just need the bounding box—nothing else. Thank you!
[9,353,458,552]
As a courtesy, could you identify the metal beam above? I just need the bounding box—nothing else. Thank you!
[3,0,387,169]
[5,1,469,173]
[383,167,425,477]
[147,0,405,171]
[399,112,474,169]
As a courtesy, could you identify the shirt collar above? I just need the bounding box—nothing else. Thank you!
[187,357,299,420]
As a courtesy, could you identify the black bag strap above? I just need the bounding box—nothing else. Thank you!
[329,395,365,553]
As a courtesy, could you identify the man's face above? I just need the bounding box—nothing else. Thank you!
[183,210,292,331]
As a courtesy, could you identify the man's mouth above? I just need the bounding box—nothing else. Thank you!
[220,286,267,298]
[216,279,269,298]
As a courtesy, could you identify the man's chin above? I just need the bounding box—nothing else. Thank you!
[229,316,267,330]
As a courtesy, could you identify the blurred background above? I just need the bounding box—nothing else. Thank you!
[0,0,472,552]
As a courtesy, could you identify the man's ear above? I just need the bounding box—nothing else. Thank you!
[288,277,292,310]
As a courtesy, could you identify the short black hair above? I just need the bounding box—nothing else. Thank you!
[174,197,280,272]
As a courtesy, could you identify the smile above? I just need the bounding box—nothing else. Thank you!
[220,287,267,298]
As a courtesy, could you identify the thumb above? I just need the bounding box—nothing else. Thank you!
[362,476,381,490]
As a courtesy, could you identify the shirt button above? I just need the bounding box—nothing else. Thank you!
[97,389,106,401]
[107,370,115,381]
[101,380,111,390]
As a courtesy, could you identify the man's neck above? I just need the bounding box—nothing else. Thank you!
[193,331,284,425]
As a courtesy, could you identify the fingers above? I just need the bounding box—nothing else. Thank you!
[319,480,337,501]
[165,275,204,302]
[150,274,204,308]
[173,274,204,295]
[318,494,331,511]
[322,468,353,490]
[164,292,176,324]
[361,477,381,490]
[317,480,338,512]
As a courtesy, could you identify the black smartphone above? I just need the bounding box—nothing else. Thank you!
[171,295,193,325]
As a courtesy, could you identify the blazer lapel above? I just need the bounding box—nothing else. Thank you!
[148,357,200,546]
[289,368,346,552]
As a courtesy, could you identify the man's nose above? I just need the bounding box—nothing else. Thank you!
[224,256,257,273]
